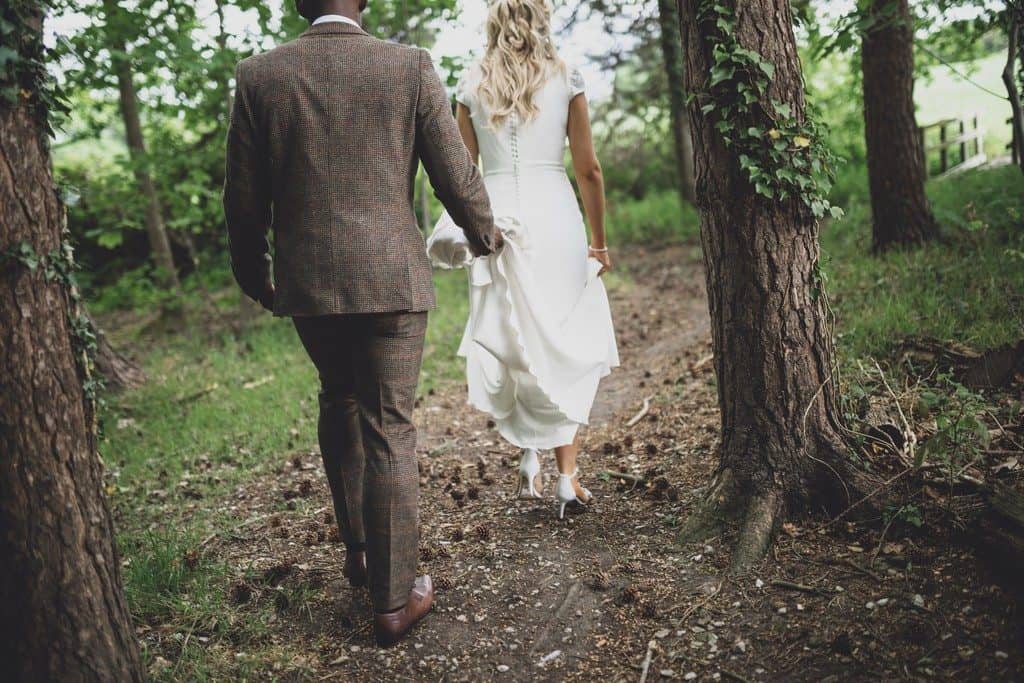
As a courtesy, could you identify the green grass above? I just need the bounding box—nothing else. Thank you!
[101,268,469,499]
[607,190,701,245]
[823,165,1024,362]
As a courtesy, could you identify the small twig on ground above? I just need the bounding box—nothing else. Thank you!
[873,360,917,467]
[427,441,455,457]
[668,580,723,621]
[691,353,714,373]
[601,470,645,484]
[986,410,1024,451]
[638,640,656,683]
[721,669,752,683]
[840,558,883,582]
[177,383,219,404]
[626,396,653,427]
[870,504,904,568]
[770,579,825,595]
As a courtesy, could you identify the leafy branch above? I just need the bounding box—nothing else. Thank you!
[691,1,843,219]
[0,0,68,135]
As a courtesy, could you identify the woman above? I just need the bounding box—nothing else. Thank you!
[444,0,619,519]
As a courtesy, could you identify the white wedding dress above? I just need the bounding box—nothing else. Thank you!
[430,61,619,450]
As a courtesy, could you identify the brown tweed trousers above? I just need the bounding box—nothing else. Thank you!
[224,21,496,611]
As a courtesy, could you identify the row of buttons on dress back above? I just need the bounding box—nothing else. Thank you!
[509,111,521,215]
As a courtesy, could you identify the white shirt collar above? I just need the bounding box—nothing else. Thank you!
[312,14,361,29]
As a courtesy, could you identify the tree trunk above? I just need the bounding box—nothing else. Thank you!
[861,0,939,251]
[1003,7,1024,173]
[676,0,878,572]
[215,0,234,122]
[657,0,697,204]
[0,10,144,680]
[110,31,179,288]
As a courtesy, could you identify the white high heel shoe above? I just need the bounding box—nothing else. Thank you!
[555,469,593,520]
[514,449,544,499]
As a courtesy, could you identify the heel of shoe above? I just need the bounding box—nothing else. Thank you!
[516,449,543,499]
[554,469,592,519]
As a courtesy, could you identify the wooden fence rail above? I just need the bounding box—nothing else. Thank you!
[919,114,987,178]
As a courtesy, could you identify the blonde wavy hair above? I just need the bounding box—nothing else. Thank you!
[478,0,564,128]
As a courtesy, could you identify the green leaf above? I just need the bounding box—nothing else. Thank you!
[0,46,18,69]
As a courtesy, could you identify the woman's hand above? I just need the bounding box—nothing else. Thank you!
[589,246,612,276]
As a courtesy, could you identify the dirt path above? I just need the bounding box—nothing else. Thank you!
[198,245,1022,681]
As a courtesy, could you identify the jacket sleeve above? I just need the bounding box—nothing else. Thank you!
[414,50,495,254]
[223,60,273,306]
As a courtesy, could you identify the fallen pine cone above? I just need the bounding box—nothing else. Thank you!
[618,585,641,605]
[228,582,253,605]
[589,571,612,591]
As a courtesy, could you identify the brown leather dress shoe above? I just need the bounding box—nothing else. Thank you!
[344,550,367,588]
[373,575,434,648]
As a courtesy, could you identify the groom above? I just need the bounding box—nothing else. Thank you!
[223,0,499,646]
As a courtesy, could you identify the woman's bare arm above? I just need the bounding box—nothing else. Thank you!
[456,103,480,164]
[567,93,610,274]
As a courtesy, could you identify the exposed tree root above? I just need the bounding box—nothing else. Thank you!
[678,467,742,544]
[94,327,145,392]
[681,436,890,573]
[730,488,783,574]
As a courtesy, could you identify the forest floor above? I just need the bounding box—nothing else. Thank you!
[127,244,1023,681]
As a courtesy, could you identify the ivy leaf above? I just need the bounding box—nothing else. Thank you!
[0,46,18,69]
[793,135,812,148]
[710,65,734,86]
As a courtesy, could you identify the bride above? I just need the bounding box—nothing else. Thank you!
[435,0,619,518]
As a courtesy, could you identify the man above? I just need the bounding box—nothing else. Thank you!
[223,0,500,647]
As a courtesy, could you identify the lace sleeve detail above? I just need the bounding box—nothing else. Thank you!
[568,65,585,98]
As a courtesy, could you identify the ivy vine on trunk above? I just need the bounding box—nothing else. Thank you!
[0,2,143,678]
[676,0,883,572]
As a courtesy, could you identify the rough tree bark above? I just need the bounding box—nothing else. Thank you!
[0,8,144,680]
[1003,5,1023,172]
[676,0,879,571]
[105,0,179,289]
[861,0,940,251]
[657,0,697,204]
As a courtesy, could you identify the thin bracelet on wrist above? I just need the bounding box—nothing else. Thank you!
[589,245,609,252]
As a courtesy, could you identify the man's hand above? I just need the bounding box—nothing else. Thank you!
[256,281,275,312]
[469,228,504,257]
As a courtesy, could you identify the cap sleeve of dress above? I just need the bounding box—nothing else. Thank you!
[455,65,475,108]
[567,64,585,99]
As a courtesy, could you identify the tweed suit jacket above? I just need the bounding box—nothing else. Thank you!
[224,21,496,315]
